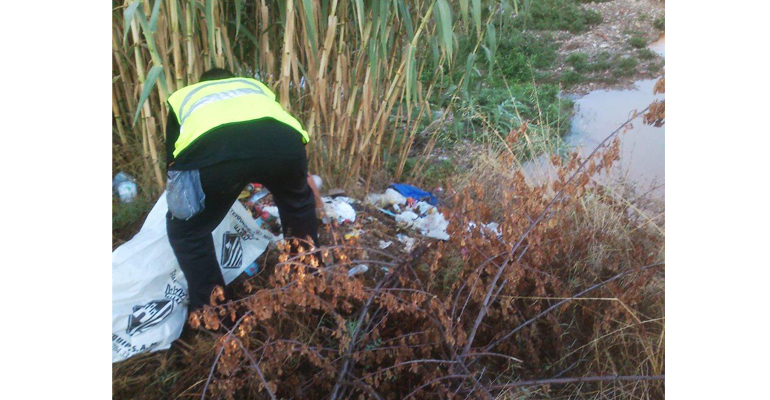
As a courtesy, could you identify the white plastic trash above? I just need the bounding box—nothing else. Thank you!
[384,188,407,206]
[263,206,281,223]
[117,181,138,203]
[348,264,369,276]
[112,193,276,363]
[413,212,450,240]
[397,234,416,253]
[113,172,138,203]
[395,211,419,225]
[323,197,356,224]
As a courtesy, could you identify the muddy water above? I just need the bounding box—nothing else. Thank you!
[649,35,665,57]
[560,36,665,198]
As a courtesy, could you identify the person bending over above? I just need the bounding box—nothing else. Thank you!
[164,68,321,312]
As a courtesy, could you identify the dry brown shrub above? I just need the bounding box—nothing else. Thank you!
[114,138,664,400]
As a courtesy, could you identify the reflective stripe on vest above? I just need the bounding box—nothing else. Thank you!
[167,77,309,158]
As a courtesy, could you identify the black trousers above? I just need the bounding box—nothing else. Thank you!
[167,155,318,312]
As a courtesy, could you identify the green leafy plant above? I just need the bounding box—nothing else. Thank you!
[628,35,648,49]
[653,16,665,31]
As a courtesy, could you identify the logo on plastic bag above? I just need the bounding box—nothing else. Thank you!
[221,232,243,268]
[126,300,174,336]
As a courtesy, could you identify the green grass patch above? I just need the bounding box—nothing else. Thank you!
[648,61,663,75]
[565,51,615,74]
[614,56,638,77]
[112,196,154,238]
[590,51,614,71]
[518,0,603,33]
[560,70,584,86]
[495,31,559,82]
[392,156,457,188]
[653,16,665,31]
[560,51,646,87]
[628,36,648,49]
[566,52,590,73]
[637,48,656,60]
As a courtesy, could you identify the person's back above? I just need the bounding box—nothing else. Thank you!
[165,68,320,313]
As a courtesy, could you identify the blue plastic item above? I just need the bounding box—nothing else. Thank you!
[389,183,437,205]
[244,261,260,277]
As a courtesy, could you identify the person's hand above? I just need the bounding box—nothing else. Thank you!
[315,207,327,221]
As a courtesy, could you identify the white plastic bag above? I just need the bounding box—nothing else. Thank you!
[322,197,356,224]
[112,193,275,363]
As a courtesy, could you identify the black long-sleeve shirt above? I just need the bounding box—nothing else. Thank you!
[165,110,307,171]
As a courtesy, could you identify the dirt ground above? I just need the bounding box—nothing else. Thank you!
[559,0,665,94]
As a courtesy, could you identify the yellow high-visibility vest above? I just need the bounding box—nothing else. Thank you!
[166,77,309,158]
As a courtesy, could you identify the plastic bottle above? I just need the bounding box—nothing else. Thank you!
[348,264,369,276]
[113,172,138,203]
[117,181,138,203]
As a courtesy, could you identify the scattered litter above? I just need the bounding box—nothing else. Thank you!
[344,229,365,240]
[323,197,356,224]
[379,240,393,249]
[112,194,274,362]
[378,208,398,218]
[369,185,451,241]
[368,188,407,208]
[397,234,416,253]
[483,222,501,236]
[395,211,419,225]
[113,172,138,203]
[413,212,450,240]
[263,206,281,224]
[390,183,437,206]
[468,221,502,238]
[415,201,434,215]
[348,264,369,276]
[244,261,260,277]
[247,189,270,204]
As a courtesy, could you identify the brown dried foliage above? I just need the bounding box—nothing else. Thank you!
[644,76,666,127]
[114,141,664,400]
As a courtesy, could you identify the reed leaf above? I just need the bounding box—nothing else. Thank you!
[459,0,469,30]
[435,0,453,62]
[123,0,142,45]
[397,0,414,40]
[148,0,162,32]
[462,52,475,99]
[234,0,242,37]
[485,21,496,64]
[205,0,215,65]
[471,0,481,37]
[133,65,164,126]
[300,0,318,57]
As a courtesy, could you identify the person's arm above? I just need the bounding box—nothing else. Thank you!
[165,109,180,172]
[307,174,325,218]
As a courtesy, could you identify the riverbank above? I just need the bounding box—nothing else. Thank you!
[408,0,666,192]
[558,0,665,94]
